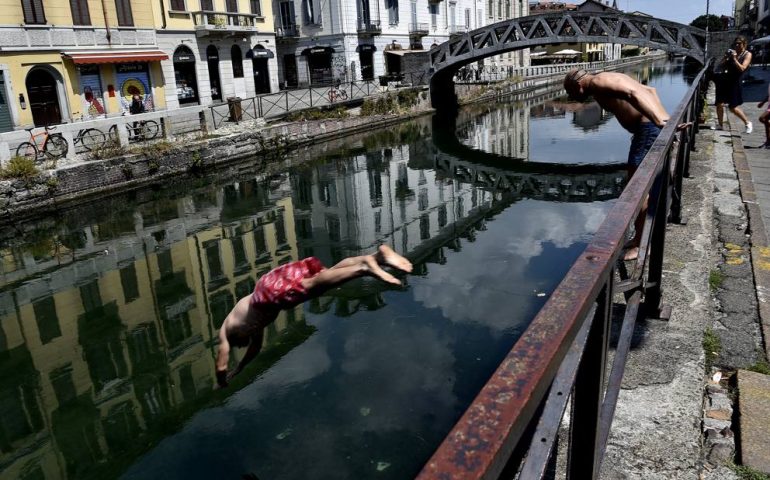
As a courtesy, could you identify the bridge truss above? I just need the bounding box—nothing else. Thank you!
[430,12,707,74]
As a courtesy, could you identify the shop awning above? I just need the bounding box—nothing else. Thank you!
[301,46,335,55]
[247,47,275,59]
[356,44,377,52]
[63,50,169,64]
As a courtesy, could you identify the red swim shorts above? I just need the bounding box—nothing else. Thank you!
[252,257,326,309]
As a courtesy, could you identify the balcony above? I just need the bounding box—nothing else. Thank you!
[357,19,382,35]
[409,22,429,36]
[191,11,262,37]
[0,25,156,51]
[276,23,300,39]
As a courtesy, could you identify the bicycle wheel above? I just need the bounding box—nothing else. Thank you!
[143,120,160,140]
[340,90,348,100]
[108,124,118,141]
[44,134,68,158]
[80,128,104,151]
[16,142,38,160]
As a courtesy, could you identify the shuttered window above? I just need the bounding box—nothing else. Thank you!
[115,0,134,26]
[170,0,186,10]
[250,0,261,15]
[70,0,91,25]
[226,0,238,12]
[21,0,46,24]
[200,0,213,9]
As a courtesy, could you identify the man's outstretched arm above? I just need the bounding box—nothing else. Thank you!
[216,330,231,388]
[230,333,264,380]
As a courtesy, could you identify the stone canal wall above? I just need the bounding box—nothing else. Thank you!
[0,111,432,222]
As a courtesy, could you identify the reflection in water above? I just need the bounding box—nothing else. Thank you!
[0,60,690,480]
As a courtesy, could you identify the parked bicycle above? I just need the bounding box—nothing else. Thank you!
[16,125,68,160]
[74,127,108,151]
[328,84,348,103]
[108,119,160,142]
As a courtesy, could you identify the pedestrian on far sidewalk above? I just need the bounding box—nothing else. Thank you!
[714,36,753,134]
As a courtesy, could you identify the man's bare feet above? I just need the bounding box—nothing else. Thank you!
[676,122,693,132]
[623,247,639,261]
[376,245,413,273]
[364,256,402,285]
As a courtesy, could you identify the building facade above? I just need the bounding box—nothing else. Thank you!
[0,0,168,132]
[152,0,279,110]
[271,0,530,87]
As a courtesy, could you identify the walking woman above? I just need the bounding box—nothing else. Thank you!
[715,36,753,133]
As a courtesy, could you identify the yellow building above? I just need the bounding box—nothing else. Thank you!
[149,0,278,109]
[0,0,169,132]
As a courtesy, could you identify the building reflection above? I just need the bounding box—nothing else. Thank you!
[0,175,311,480]
[0,102,623,479]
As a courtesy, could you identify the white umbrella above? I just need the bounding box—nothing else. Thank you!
[554,49,581,55]
[750,35,770,46]
[530,51,547,56]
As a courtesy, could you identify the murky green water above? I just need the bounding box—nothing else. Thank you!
[0,60,691,480]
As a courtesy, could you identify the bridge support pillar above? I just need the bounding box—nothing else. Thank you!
[430,72,458,115]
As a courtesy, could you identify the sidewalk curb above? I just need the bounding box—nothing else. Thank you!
[728,123,770,360]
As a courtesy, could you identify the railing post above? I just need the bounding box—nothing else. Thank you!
[285,91,289,113]
[198,110,208,136]
[567,276,611,480]
[645,154,672,317]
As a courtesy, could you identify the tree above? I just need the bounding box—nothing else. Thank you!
[690,14,726,32]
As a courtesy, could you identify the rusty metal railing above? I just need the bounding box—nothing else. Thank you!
[417,62,710,479]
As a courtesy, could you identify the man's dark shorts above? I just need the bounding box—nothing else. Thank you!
[627,122,662,167]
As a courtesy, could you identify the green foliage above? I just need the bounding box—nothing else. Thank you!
[703,327,722,371]
[45,176,59,191]
[0,156,40,180]
[690,14,726,32]
[709,269,724,291]
[746,360,770,375]
[89,141,126,160]
[190,151,204,172]
[361,89,423,116]
[285,106,349,121]
[731,464,770,480]
[121,163,134,179]
[131,140,174,162]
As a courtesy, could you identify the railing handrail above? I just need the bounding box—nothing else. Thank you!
[417,61,711,479]
[409,22,429,31]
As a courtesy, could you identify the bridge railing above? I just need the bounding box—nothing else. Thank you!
[417,63,710,479]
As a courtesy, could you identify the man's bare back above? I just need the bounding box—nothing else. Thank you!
[564,70,670,132]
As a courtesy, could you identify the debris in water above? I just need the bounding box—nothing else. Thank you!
[711,371,722,383]
[276,428,293,440]
[376,462,391,472]
[360,407,371,417]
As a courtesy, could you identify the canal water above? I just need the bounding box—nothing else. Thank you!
[0,60,692,480]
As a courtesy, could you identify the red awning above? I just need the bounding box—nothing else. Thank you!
[63,50,169,64]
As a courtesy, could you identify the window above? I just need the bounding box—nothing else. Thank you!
[115,0,134,26]
[250,0,262,15]
[201,0,213,9]
[70,0,91,24]
[21,0,46,24]
[231,44,244,78]
[505,0,510,18]
[170,0,185,10]
[465,8,470,28]
[386,0,399,25]
[304,0,322,24]
[497,0,501,19]
[226,0,238,12]
[430,3,438,28]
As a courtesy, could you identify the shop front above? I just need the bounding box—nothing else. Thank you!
[356,44,377,81]
[248,45,275,94]
[173,46,199,105]
[301,47,335,86]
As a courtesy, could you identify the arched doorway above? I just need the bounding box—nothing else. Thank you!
[173,45,199,105]
[206,45,222,102]
[26,68,62,127]
[248,45,273,94]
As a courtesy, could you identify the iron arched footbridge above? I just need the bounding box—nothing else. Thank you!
[431,12,706,73]
[429,11,706,109]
